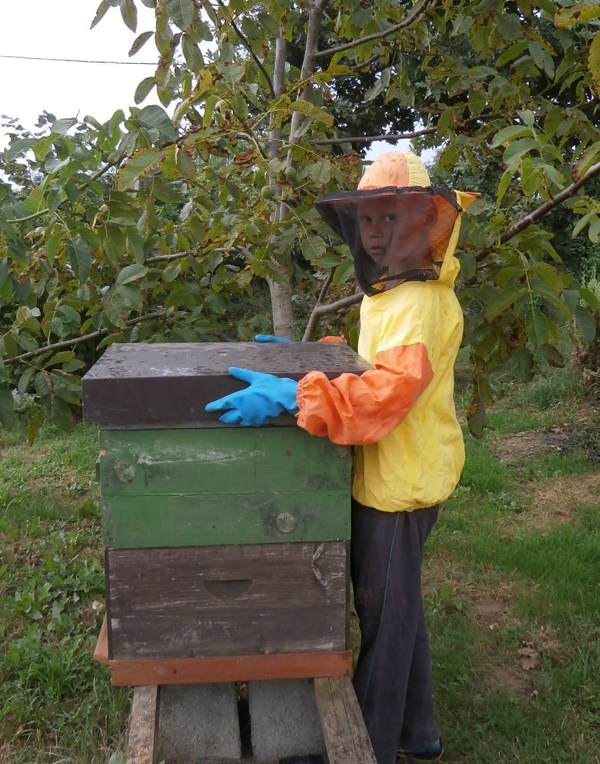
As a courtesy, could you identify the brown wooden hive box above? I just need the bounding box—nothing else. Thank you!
[82,342,369,681]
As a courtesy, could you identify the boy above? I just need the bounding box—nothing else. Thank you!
[206,151,477,763]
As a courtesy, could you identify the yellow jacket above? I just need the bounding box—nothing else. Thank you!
[296,189,475,512]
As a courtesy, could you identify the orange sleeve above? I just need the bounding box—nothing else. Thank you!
[296,343,433,446]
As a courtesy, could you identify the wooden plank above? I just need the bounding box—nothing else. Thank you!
[106,542,349,659]
[98,427,351,497]
[110,650,353,687]
[93,614,110,665]
[82,341,369,428]
[102,490,350,548]
[314,675,377,764]
[127,686,159,764]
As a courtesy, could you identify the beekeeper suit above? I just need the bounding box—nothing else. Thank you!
[206,151,477,764]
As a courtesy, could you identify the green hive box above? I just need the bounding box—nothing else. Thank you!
[83,342,369,669]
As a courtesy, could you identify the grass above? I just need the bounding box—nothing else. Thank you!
[426,367,600,763]
[0,423,131,764]
[0,365,599,762]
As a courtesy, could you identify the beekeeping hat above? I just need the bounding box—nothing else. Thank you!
[315,151,477,295]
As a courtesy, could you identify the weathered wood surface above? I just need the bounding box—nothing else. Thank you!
[82,341,369,428]
[126,685,158,764]
[102,491,349,548]
[93,615,110,665]
[106,542,348,660]
[314,675,377,764]
[122,677,370,764]
[99,427,350,495]
[98,427,351,548]
[107,651,353,687]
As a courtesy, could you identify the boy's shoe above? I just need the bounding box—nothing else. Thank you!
[397,737,443,761]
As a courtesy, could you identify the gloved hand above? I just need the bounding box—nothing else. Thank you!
[205,367,298,426]
[255,334,293,343]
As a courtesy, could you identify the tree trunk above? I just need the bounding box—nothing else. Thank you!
[268,278,295,339]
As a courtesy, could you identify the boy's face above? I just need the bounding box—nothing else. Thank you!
[357,194,434,272]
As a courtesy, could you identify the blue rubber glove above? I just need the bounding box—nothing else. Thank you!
[205,367,299,426]
[255,334,293,343]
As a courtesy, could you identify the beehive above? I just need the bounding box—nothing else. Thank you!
[83,342,369,683]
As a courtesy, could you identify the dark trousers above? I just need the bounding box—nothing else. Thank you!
[351,500,440,764]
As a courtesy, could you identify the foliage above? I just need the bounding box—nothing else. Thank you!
[2,0,600,436]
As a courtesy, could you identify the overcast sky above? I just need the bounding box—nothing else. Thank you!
[0,0,159,144]
[0,1,409,160]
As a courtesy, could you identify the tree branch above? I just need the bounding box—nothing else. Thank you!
[312,126,437,146]
[303,290,362,341]
[5,156,122,224]
[288,2,326,145]
[474,160,600,262]
[216,0,275,98]
[4,310,166,365]
[313,0,435,60]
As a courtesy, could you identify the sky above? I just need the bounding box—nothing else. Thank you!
[0,0,410,159]
[0,0,160,145]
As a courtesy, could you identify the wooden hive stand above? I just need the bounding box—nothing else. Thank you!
[84,342,376,763]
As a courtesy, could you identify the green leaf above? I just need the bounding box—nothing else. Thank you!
[135,104,177,143]
[116,149,162,191]
[466,391,488,439]
[526,307,554,345]
[175,146,197,181]
[518,110,535,129]
[511,347,534,381]
[555,4,600,27]
[332,258,355,286]
[484,285,529,320]
[129,30,153,57]
[116,264,148,285]
[530,262,564,293]
[135,77,156,104]
[459,252,477,280]
[496,40,529,67]
[496,13,522,42]
[503,138,539,164]
[0,385,15,427]
[578,287,600,312]
[572,210,597,239]
[51,117,78,136]
[119,0,137,32]
[103,284,143,327]
[126,229,146,263]
[67,237,93,285]
[589,30,600,98]
[529,40,554,78]
[4,137,37,161]
[538,344,565,368]
[90,0,118,30]
[496,170,514,204]
[468,88,487,117]
[574,305,597,344]
[168,0,194,31]
[42,351,76,368]
[495,266,522,289]
[289,100,334,127]
[182,34,204,72]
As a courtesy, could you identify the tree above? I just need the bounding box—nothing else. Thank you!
[1,0,600,437]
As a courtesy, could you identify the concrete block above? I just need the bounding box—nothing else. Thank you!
[157,683,241,763]
[248,679,325,762]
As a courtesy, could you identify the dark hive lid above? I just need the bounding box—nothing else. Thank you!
[82,342,370,428]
